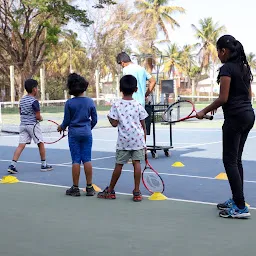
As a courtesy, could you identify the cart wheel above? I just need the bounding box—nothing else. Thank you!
[164,150,170,157]
[151,151,158,159]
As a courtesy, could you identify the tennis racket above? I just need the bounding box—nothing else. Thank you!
[162,100,213,123]
[33,120,67,144]
[142,155,165,194]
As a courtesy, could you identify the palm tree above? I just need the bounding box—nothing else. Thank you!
[134,0,185,40]
[164,43,182,77]
[60,30,88,74]
[133,0,185,73]
[192,17,226,72]
[164,44,195,76]
[247,52,256,72]
[179,45,196,74]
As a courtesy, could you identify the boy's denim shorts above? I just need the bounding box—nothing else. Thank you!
[68,134,92,164]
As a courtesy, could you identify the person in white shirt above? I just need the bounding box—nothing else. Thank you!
[97,75,148,202]
[116,52,156,106]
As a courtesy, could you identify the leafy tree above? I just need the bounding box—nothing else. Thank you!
[247,52,256,72]
[0,0,115,98]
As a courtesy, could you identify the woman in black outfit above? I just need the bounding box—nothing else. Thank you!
[196,35,255,219]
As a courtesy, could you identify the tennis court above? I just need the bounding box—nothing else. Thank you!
[1,116,256,256]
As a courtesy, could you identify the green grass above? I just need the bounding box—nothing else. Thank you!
[1,104,111,115]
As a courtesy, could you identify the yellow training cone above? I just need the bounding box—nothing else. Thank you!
[172,162,185,167]
[215,173,228,180]
[148,192,168,201]
[0,175,19,184]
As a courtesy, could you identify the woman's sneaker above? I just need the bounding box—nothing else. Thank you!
[217,198,235,210]
[97,187,116,199]
[219,205,250,219]
[66,186,81,196]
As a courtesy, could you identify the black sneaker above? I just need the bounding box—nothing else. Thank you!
[41,164,53,172]
[66,186,80,196]
[86,186,95,196]
[8,165,18,174]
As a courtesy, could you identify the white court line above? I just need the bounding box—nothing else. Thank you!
[174,135,256,149]
[91,166,256,184]
[51,156,116,165]
[93,139,195,144]
[92,156,115,161]
[1,158,256,184]
[7,180,256,210]
[0,159,71,167]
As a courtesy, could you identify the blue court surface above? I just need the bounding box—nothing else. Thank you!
[1,123,256,207]
[1,122,256,256]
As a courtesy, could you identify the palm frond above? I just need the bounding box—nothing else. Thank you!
[159,6,185,14]
[134,0,151,10]
[161,13,180,28]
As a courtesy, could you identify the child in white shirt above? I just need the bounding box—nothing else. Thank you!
[97,75,148,202]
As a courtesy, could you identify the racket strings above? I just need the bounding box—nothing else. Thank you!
[37,121,60,143]
[163,101,193,122]
[143,171,164,193]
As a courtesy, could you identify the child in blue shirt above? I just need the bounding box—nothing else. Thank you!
[58,73,98,197]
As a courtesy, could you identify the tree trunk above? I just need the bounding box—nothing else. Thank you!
[15,71,27,100]
[144,57,154,74]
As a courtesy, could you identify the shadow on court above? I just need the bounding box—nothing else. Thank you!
[0,183,255,256]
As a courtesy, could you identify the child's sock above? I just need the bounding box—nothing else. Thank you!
[41,160,47,167]
[86,184,92,188]
[11,160,17,168]
[73,185,79,188]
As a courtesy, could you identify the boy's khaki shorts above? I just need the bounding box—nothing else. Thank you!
[116,149,145,164]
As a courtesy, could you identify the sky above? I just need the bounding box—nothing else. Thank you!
[75,0,256,54]
[164,0,256,53]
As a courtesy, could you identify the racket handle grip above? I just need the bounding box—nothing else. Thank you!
[203,115,213,120]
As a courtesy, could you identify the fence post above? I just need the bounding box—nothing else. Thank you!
[95,69,100,105]
[0,102,2,124]
[191,79,195,99]
[46,93,49,106]
[64,90,68,100]
[10,65,15,106]
[40,67,45,105]
[116,74,120,98]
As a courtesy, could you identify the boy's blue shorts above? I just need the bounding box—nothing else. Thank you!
[68,134,92,164]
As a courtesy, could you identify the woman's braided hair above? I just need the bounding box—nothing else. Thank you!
[216,35,253,85]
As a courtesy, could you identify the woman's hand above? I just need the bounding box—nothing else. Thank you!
[211,109,217,115]
[196,110,206,119]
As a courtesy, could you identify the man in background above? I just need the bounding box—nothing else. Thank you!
[116,52,156,106]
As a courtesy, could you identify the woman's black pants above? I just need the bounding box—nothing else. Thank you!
[222,110,255,209]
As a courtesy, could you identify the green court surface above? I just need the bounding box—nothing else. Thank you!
[0,182,255,256]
